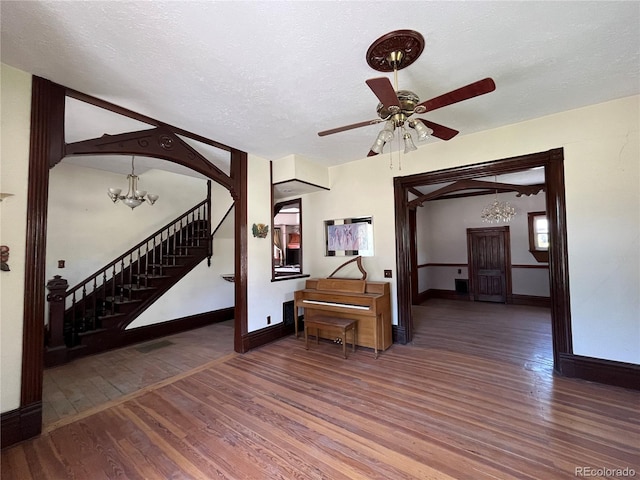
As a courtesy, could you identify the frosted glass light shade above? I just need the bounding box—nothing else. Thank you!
[403,133,417,153]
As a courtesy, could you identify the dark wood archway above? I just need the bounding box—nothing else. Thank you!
[12,76,248,445]
[393,148,572,373]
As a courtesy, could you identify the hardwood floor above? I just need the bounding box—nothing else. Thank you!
[42,320,235,429]
[3,301,638,479]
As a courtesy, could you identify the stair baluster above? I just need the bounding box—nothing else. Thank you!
[91,277,98,330]
[81,285,87,333]
[119,259,125,301]
[102,271,108,321]
[70,291,77,346]
[136,246,141,289]
[110,264,117,315]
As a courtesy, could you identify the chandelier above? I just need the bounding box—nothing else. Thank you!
[107,156,158,209]
[481,188,516,223]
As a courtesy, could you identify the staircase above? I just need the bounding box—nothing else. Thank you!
[45,196,214,366]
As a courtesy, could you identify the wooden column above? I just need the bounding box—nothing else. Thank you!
[20,76,65,441]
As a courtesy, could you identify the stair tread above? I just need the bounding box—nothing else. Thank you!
[120,284,157,291]
[135,273,171,279]
[105,296,143,304]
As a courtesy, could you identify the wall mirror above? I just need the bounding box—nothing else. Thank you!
[273,198,302,277]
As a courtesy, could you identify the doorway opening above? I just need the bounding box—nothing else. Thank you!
[393,148,572,372]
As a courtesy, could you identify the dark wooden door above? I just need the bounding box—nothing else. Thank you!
[467,227,511,303]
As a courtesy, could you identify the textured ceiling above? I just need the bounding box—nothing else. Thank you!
[1,1,639,168]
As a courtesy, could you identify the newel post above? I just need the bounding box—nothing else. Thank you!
[45,275,69,366]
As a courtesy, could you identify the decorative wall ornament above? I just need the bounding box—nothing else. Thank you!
[252,223,269,238]
[1,245,10,271]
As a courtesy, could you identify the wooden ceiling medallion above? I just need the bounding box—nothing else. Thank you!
[366,30,425,72]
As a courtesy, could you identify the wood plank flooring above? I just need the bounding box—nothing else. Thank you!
[3,301,639,479]
[42,320,235,428]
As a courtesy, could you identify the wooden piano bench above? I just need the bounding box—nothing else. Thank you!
[304,316,357,359]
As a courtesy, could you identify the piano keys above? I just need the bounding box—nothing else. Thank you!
[294,277,392,356]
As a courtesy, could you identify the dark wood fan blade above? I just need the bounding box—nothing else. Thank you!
[417,78,496,113]
[416,119,459,141]
[318,119,382,137]
[367,150,379,157]
[366,77,400,110]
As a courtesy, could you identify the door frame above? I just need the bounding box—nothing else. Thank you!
[14,77,249,445]
[467,226,512,303]
[394,148,572,373]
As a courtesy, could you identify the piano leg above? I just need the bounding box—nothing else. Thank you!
[374,314,379,359]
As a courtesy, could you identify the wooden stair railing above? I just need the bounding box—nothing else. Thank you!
[45,182,222,366]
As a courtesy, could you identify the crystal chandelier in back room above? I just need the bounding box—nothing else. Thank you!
[107,156,159,210]
[481,177,516,223]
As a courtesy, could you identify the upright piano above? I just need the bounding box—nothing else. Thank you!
[294,276,392,354]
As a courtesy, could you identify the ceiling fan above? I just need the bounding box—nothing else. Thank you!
[318,30,496,157]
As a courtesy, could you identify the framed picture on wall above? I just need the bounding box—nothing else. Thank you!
[325,216,374,256]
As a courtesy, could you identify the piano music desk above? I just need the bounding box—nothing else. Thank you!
[304,316,357,359]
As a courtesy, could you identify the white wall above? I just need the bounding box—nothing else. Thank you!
[246,155,307,332]
[0,64,31,413]
[416,190,549,296]
[301,95,639,364]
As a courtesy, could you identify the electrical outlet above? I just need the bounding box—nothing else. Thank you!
[384,270,392,278]
[458,269,461,274]
[266,315,271,325]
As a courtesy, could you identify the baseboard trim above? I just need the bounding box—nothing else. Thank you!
[1,402,42,449]
[122,307,235,345]
[417,289,470,303]
[558,353,640,390]
[510,294,551,308]
[417,289,550,308]
[393,325,408,344]
[242,321,295,351]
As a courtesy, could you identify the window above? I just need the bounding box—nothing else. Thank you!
[528,211,549,263]
[272,198,305,279]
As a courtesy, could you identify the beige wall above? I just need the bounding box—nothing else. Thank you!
[0,64,32,412]
[302,95,639,364]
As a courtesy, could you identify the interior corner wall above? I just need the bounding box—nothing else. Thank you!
[304,95,639,365]
[246,155,307,333]
[0,64,32,413]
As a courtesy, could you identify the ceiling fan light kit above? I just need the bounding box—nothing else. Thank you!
[318,29,496,163]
